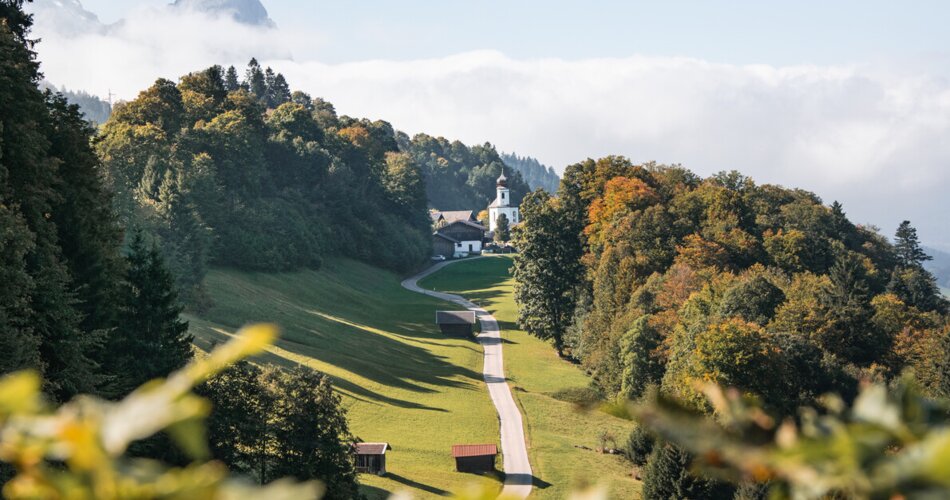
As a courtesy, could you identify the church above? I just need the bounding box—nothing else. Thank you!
[488,169,520,232]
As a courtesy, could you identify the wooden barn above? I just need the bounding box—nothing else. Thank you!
[437,220,486,256]
[436,311,477,337]
[451,444,497,473]
[433,232,458,259]
[355,442,391,475]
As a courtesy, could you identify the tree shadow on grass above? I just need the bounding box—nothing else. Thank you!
[385,473,451,496]
[193,327,455,411]
[358,483,392,500]
[498,472,553,490]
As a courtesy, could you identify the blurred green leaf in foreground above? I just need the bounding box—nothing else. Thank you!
[0,323,322,499]
[635,376,950,499]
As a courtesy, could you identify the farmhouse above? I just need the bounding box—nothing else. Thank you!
[436,310,476,337]
[451,444,497,473]
[355,442,391,475]
[488,169,520,232]
[435,219,486,257]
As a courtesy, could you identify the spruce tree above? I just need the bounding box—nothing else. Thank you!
[245,58,267,100]
[109,230,192,396]
[224,65,240,91]
[263,67,277,107]
[0,202,41,375]
[0,6,100,400]
[269,73,292,107]
[894,220,931,268]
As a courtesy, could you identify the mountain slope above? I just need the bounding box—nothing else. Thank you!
[172,0,275,27]
[25,0,104,35]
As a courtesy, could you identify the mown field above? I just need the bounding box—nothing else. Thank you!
[420,256,641,499]
[186,259,502,499]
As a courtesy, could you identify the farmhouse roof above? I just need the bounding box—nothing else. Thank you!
[355,443,391,455]
[436,311,477,325]
[443,219,486,232]
[433,232,459,243]
[437,210,475,223]
[451,444,498,458]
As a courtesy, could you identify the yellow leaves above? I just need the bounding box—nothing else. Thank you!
[0,372,43,418]
[584,176,660,247]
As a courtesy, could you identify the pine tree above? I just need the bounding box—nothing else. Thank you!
[0,201,41,376]
[0,7,100,401]
[269,73,292,107]
[224,65,240,91]
[108,230,192,396]
[245,58,267,100]
[44,93,124,345]
[894,220,931,268]
[263,67,277,107]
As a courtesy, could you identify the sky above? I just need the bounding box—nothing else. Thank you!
[25,0,950,250]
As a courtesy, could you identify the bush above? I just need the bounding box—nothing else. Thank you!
[623,426,655,466]
[641,444,735,500]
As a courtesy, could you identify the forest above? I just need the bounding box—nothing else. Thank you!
[398,133,532,212]
[500,152,560,193]
[97,60,435,304]
[0,4,361,497]
[512,156,950,498]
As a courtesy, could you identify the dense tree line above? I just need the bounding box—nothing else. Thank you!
[397,133,531,211]
[98,61,432,303]
[0,3,360,494]
[500,152,560,193]
[513,156,950,497]
[0,0,189,402]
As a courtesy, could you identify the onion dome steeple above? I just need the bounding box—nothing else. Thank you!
[496,168,508,188]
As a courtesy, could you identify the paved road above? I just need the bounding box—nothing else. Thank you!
[402,258,533,499]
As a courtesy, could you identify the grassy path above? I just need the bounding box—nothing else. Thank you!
[187,259,502,499]
[420,256,641,499]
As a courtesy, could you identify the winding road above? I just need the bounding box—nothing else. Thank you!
[402,258,533,499]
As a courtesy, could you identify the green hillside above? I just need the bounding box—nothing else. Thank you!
[420,256,641,499]
[186,259,501,499]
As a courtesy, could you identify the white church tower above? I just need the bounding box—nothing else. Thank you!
[488,168,520,232]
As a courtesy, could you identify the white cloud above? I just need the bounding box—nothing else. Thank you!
[27,6,950,249]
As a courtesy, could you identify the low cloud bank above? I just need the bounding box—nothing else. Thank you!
[27,5,950,249]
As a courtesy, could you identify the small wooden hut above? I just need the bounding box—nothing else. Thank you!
[451,444,497,473]
[436,311,476,337]
[355,442,391,475]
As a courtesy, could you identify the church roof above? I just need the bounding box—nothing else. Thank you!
[496,169,508,188]
[490,198,519,209]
